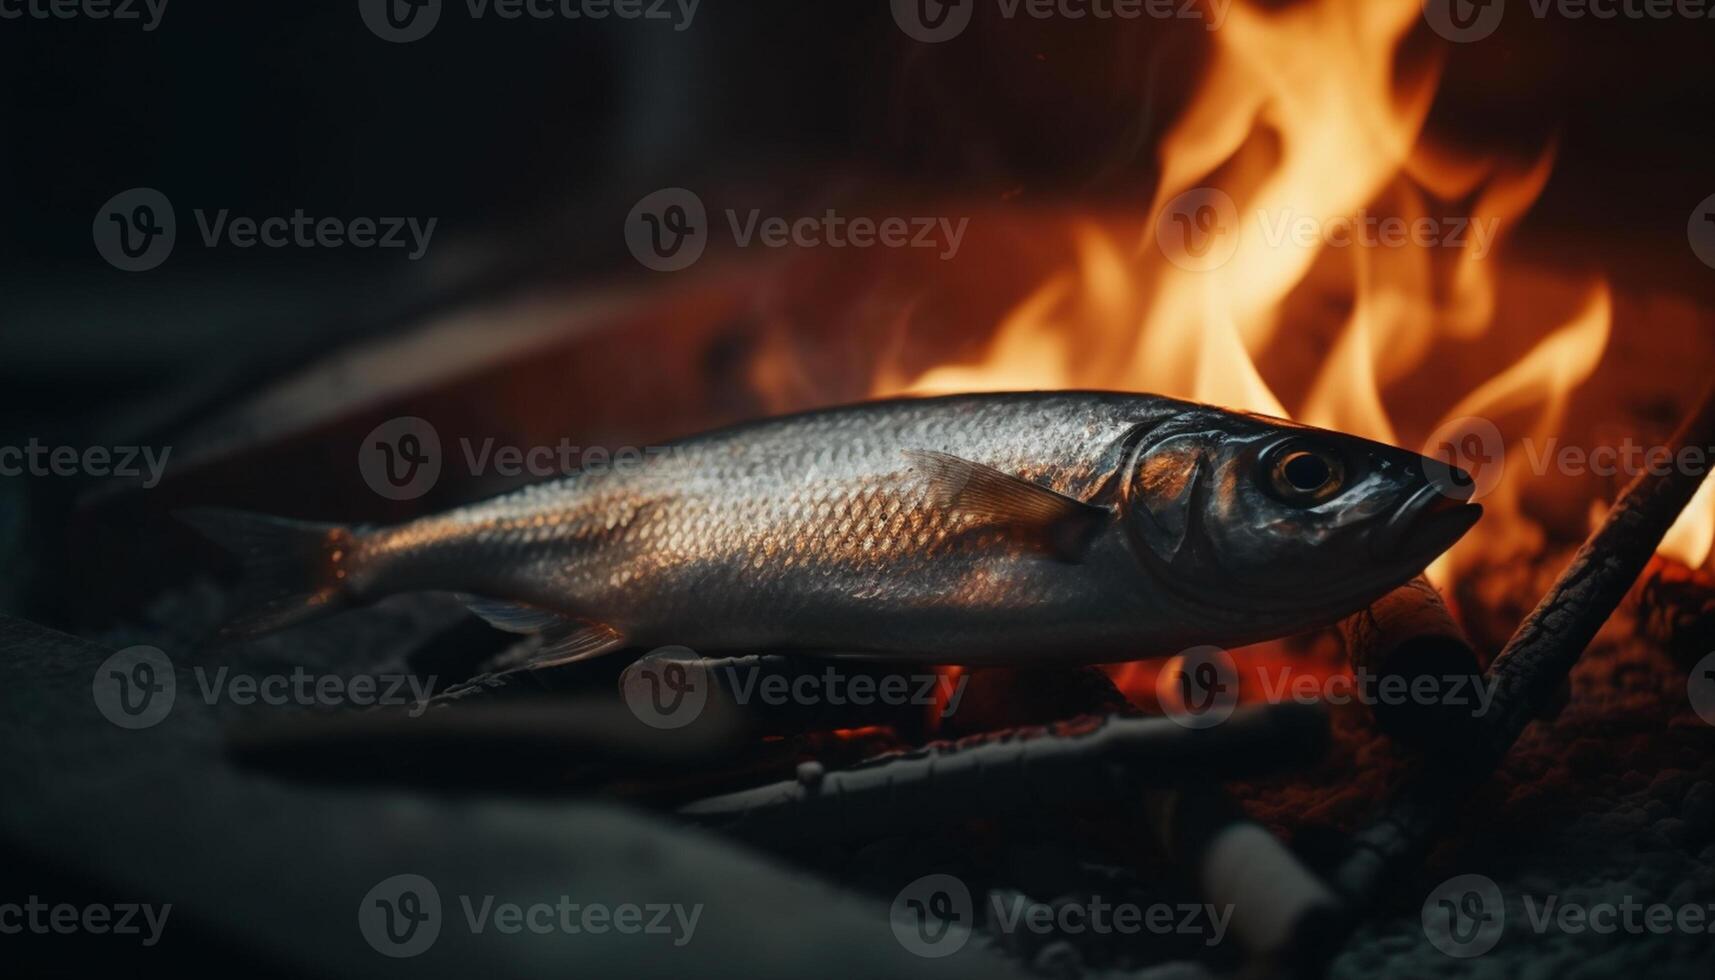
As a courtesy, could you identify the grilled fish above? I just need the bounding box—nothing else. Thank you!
[186,391,1480,666]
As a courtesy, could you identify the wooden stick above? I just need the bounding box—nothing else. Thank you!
[1334,378,1715,910]
[1337,576,1486,751]
[680,702,1330,843]
[1144,784,1346,977]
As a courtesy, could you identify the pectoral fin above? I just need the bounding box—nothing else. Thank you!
[904,449,1109,560]
[460,597,626,669]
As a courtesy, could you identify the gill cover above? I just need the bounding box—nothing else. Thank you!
[1121,428,1219,574]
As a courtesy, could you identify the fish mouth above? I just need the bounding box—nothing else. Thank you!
[1371,483,1483,564]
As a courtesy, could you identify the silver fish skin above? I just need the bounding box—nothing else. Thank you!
[188,391,1480,666]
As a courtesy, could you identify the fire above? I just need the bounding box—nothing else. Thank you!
[1424,283,1612,585]
[1660,478,1715,569]
[867,0,1652,582]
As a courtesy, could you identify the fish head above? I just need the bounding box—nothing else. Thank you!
[1122,410,1481,618]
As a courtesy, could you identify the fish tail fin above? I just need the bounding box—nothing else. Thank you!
[178,508,363,636]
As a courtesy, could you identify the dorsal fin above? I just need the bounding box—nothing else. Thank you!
[904,449,1109,561]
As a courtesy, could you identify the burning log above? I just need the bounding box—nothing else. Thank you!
[1334,378,1715,915]
[1143,784,1344,977]
[1337,575,1486,751]
[1637,557,1715,664]
[680,702,1330,844]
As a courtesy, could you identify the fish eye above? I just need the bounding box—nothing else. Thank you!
[1265,443,1346,505]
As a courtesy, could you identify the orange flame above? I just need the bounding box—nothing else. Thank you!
[871,0,1605,532]
[863,0,1645,583]
[1660,478,1715,569]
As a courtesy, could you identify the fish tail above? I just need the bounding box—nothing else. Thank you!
[178,508,364,636]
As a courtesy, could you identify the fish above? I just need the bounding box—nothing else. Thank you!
[183,390,1480,668]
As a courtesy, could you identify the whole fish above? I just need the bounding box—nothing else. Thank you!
[186,391,1479,667]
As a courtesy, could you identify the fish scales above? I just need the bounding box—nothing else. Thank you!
[186,391,1481,666]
